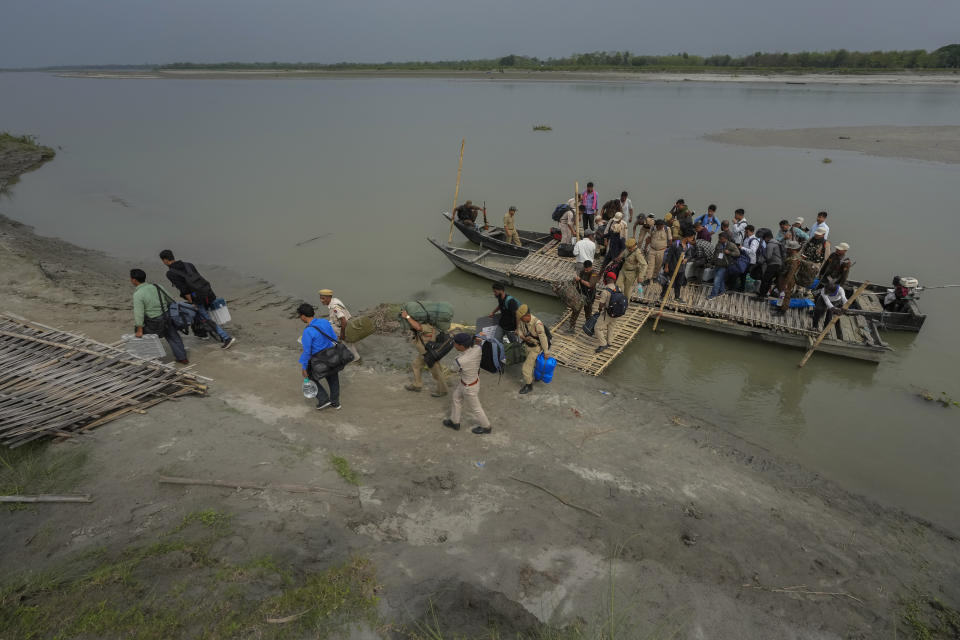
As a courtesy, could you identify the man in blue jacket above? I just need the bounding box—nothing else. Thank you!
[298,303,341,411]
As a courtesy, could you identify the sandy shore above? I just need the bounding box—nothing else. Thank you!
[2,146,959,636]
[706,125,960,164]
[52,68,960,86]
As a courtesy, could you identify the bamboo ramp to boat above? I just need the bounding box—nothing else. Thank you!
[0,314,208,447]
[508,243,578,285]
[549,305,656,376]
[633,281,878,344]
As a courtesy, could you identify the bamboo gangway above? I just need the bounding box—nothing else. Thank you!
[0,314,208,447]
[550,305,656,376]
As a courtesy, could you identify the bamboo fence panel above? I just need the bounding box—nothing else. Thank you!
[0,314,208,447]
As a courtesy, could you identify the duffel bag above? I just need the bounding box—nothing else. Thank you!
[344,315,375,342]
[557,243,575,258]
[403,301,454,331]
[307,326,355,378]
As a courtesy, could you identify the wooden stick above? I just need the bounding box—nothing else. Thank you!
[158,475,353,498]
[447,138,466,243]
[574,181,581,241]
[741,583,864,605]
[653,255,686,332]
[798,282,869,368]
[266,608,313,624]
[0,494,93,503]
[510,475,601,518]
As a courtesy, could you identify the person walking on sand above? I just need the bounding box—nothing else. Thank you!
[503,206,522,247]
[130,268,189,364]
[159,250,236,349]
[443,333,492,435]
[515,304,551,395]
[318,289,360,364]
[581,182,599,231]
[400,308,448,397]
[297,303,341,411]
[566,260,596,331]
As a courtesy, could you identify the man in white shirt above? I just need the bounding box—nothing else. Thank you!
[319,289,360,363]
[731,209,748,246]
[812,281,847,330]
[573,230,596,264]
[619,191,634,223]
[809,211,830,241]
[442,333,492,435]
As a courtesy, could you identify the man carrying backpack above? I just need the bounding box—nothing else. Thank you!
[515,304,551,395]
[159,250,236,350]
[443,333,492,435]
[489,283,520,335]
[594,272,625,354]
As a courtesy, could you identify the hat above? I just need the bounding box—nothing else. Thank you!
[814,228,826,236]
[509,206,517,212]
[785,240,801,250]
[318,289,333,296]
[793,217,804,225]
[613,211,623,221]
[453,333,474,346]
[836,242,849,251]
[647,213,655,218]
[516,303,530,319]
[605,272,617,281]
[626,237,637,248]
[664,212,673,222]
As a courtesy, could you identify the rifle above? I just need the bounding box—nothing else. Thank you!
[482,200,488,230]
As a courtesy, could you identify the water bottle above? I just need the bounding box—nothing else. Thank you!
[636,282,644,299]
[302,377,318,398]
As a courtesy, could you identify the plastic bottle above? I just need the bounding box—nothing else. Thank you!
[540,355,557,383]
[636,282,644,298]
[302,377,318,398]
[533,353,544,381]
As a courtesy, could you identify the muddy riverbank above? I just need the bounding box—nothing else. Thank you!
[1,144,959,637]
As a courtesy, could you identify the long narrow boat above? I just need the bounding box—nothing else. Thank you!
[442,212,554,257]
[844,279,925,332]
[430,238,890,362]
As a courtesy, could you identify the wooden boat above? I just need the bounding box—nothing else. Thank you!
[844,279,926,332]
[430,238,890,362]
[442,212,555,257]
[428,238,571,296]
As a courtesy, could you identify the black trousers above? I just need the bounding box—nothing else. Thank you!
[310,369,340,407]
[812,297,837,329]
[758,263,781,297]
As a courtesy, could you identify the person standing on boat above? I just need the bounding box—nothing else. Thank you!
[559,205,576,245]
[603,212,627,271]
[731,209,748,246]
[694,205,720,235]
[773,240,802,314]
[573,229,597,265]
[594,272,620,353]
[809,211,830,241]
[641,219,670,285]
[791,217,810,243]
[455,200,483,227]
[818,242,851,288]
[515,304,551,395]
[401,309,448,397]
[619,191,634,223]
[659,228,694,303]
[318,289,360,364]
[490,282,520,335]
[706,232,740,300]
[617,239,646,301]
[581,182,599,231]
[503,206,522,247]
[693,220,712,242]
[757,230,784,300]
[801,228,828,264]
[812,282,847,330]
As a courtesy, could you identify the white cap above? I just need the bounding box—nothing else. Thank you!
[836,242,850,251]
[793,217,804,225]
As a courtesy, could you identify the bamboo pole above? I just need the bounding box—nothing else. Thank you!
[158,475,353,497]
[652,255,686,332]
[0,494,92,503]
[798,282,869,368]
[447,138,466,243]
[574,181,581,241]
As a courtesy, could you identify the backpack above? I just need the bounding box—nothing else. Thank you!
[606,286,628,318]
[728,252,750,275]
[169,262,216,306]
[551,204,572,222]
[480,339,505,374]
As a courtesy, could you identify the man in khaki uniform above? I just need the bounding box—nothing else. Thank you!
[594,272,619,353]
[319,289,360,363]
[503,206,522,247]
[641,219,670,284]
[515,304,550,395]
[442,333,492,435]
[400,308,448,397]
[616,238,646,301]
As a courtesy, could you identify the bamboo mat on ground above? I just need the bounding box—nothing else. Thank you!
[0,314,208,447]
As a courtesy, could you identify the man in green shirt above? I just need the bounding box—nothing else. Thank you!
[130,268,188,363]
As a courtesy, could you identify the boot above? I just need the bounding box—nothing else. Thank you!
[519,384,533,395]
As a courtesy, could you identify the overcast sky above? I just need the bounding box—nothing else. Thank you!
[2,0,958,67]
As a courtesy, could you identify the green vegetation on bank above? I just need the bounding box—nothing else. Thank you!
[160,44,960,72]
[0,509,381,639]
[0,442,87,510]
[0,132,56,161]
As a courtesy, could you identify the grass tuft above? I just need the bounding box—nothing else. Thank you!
[330,455,360,485]
[0,442,89,510]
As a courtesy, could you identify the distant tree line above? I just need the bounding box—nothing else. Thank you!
[161,45,960,72]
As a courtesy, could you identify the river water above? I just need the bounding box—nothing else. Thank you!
[2,72,958,530]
